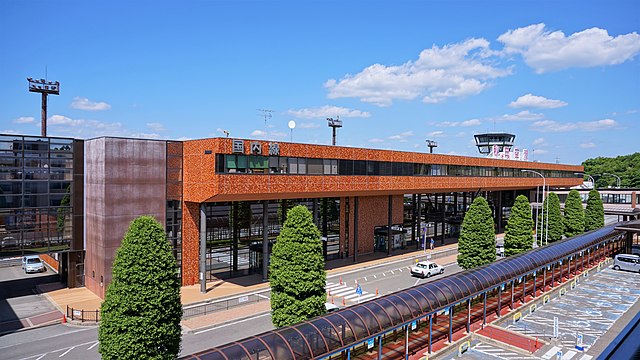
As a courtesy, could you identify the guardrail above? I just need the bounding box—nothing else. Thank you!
[182,290,271,319]
[66,305,100,323]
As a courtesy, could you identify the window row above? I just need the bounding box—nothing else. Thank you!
[216,154,579,179]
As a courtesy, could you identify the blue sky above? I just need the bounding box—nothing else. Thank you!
[1,0,638,165]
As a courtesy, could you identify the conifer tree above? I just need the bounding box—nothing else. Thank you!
[584,189,604,231]
[457,196,496,269]
[270,205,326,327]
[564,189,585,238]
[99,216,182,360]
[504,195,534,256]
[537,192,563,244]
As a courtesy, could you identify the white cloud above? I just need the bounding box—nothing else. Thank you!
[369,138,385,143]
[580,142,596,148]
[250,130,266,137]
[287,105,371,119]
[498,110,545,121]
[71,97,112,111]
[325,38,511,106]
[146,122,166,132]
[532,137,545,146]
[14,116,35,124]
[533,149,548,155]
[438,119,481,127]
[531,118,618,132]
[498,23,640,73]
[1,129,19,134]
[42,114,164,139]
[509,93,568,109]
[388,131,413,142]
[455,131,466,138]
[298,122,320,129]
[427,131,445,137]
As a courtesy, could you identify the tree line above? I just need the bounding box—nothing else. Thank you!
[582,152,640,188]
[457,189,605,270]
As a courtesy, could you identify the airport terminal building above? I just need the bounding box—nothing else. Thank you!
[1,134,590,298]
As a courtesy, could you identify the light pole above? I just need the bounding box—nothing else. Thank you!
[575,173,595,189]
[603,173,621,188]
[522,169,547,246]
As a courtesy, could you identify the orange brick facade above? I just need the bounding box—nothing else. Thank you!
[179,138,583,285]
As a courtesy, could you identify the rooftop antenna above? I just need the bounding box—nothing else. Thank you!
[257,109,274,138]
[327,116,342,145]
[27,67,60,137]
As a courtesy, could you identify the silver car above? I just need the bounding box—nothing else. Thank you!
[22,255,46,274]
[613,254,640,273]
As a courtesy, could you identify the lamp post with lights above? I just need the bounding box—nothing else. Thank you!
[603,173,621,188]
[27,77,60,137]
[522,169,548,246]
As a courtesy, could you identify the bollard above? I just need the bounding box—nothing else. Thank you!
[328,289,331,296]
[340,276,342,285]
[376,288,379,296]
[342,297,346,306]
[331,296,334,304]
[62,315,67,324]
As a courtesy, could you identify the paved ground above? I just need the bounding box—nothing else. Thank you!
[445,262,640,360]
[0,262,62,334]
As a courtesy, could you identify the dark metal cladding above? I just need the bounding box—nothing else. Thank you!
[185,223,623,360]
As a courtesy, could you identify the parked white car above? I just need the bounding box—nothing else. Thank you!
[22,255,46,274]
[411,261,444,278]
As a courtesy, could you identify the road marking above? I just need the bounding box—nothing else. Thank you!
[373,275,377,279]
[364,277,367,281]
[59,346,74,357]
[87,341,99,350]
[194,313,271,334]
[257,293,270,299]
[35,355,46,360]
[331,288,355,297]
[579,355,593,360]
[541,346,561,359]
[563,350,577,359]
[414,279,421,286]
[390,270,394,274]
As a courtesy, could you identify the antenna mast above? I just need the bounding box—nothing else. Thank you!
[257,109,274,138]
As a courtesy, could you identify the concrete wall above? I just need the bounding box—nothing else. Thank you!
[84,138,167,298]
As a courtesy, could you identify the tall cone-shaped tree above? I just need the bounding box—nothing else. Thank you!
[584,189,604,231]
[99,216,182,360]
[504,195,534,256]
[537,192,563,244]
[270,205,326,327]
[457,196,496,269]
[564,189,585,238]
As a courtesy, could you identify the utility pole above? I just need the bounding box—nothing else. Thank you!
[327,117,342,145]
[257,109,274,138]
[28,77,60,137]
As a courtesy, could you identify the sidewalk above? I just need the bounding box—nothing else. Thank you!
[33,238,463,331]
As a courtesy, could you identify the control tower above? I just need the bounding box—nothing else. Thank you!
[474,133,515,154]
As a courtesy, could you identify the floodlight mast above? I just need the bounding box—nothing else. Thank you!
[426,140,438,153]
[327,117,342,145]
[27,77,60,137]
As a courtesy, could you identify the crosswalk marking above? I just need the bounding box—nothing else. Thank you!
[563,350,577,359]
[331,288,355,297]
[579,355,593,360]
[541,346,562,359]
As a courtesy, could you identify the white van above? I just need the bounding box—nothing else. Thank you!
[613,254,640,273]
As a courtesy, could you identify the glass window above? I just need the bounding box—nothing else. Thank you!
[225,155,237,169]
[331,159,338,175]
[269,157,279,173]
[248,156,268,169]
[298,158,306,174]
[307,158,323,175]
[323,159,332,174]
[288,157,298,174]
[279,157,288,173]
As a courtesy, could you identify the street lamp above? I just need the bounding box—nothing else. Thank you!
[603,173,621,188]
[574,173,595,189]
[522,169,548,246]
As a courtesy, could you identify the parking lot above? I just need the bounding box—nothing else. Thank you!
[443,264,640,360]
[0,259,62,334]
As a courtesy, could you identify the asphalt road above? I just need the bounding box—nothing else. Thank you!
[0,254,462,360]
